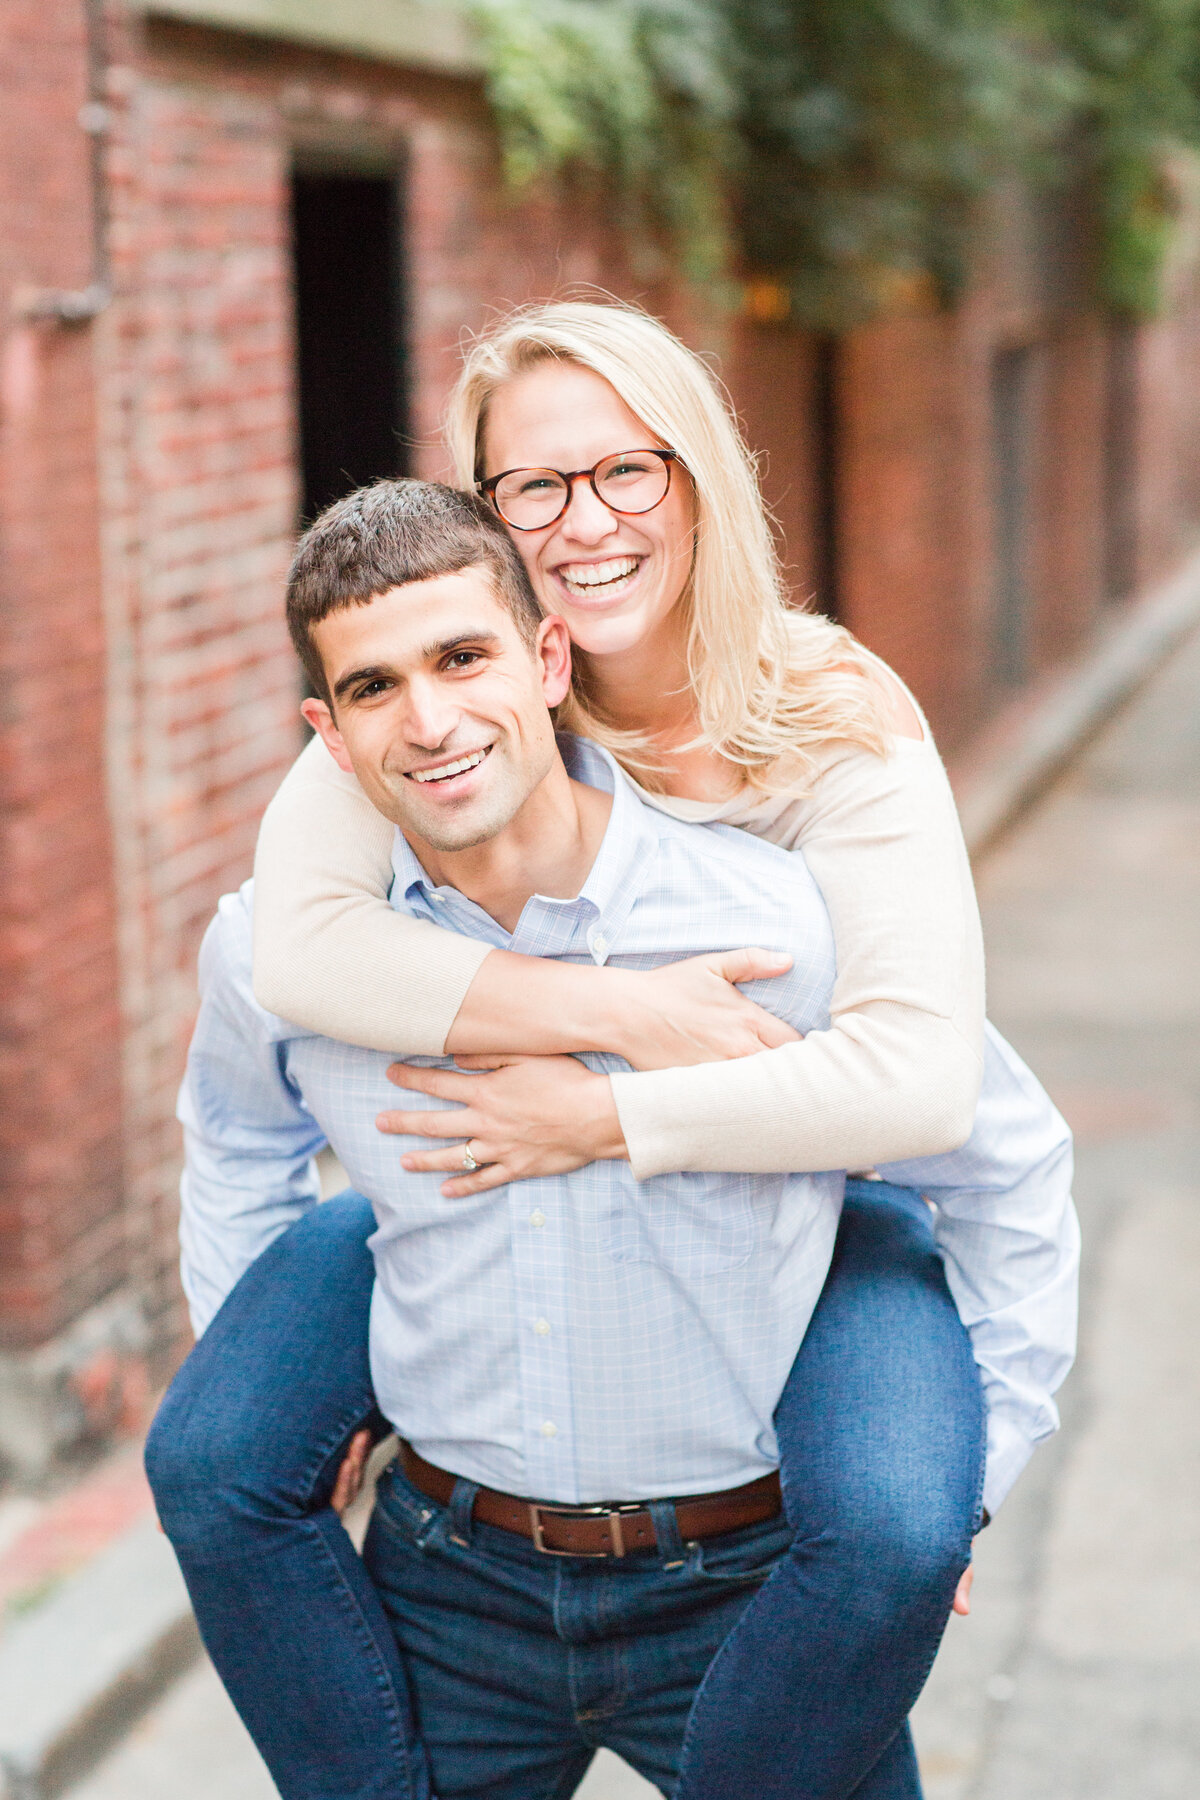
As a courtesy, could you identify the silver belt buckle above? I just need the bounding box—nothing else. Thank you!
[527,1499,644,1558]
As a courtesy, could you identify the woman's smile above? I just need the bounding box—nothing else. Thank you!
[551,553,645,604]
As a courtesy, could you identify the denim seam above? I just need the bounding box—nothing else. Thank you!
[296,1404,382,1505]
[298,1515,421,1800]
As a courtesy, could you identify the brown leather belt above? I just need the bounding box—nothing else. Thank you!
[400,1442,782,1559]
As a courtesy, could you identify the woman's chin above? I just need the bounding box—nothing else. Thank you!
[560,613,649,660]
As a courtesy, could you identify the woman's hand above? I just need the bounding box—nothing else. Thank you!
[608,949,801,1071]
[377,1055,625,1197]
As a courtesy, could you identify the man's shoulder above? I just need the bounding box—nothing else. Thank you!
[648,806,817,898]
[200,879,255,981]
[198,881,311,1042]
[564,735,814,889]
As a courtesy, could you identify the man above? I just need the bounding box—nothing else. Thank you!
[169,479,1077,1800]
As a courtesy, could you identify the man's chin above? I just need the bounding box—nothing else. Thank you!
[401,795,510,856]
[415,819,500,854]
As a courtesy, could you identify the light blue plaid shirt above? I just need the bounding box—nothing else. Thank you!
[179,740,1077,1513]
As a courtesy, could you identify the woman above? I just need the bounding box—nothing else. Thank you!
[150,300,991,1800]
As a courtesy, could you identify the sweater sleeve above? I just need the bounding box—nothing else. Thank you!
[609,738,987,1176]
[251,735,491,1054]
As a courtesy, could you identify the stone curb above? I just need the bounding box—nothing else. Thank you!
[0,1514,198,1800]
[951,547,1200,857]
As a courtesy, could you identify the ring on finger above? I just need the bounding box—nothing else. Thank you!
[461,1144,480,1173]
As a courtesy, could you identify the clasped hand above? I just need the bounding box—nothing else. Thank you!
[374,947,800,1197]
[377,1053,618,1197]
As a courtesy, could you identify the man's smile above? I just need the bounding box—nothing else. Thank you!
[405,745,493,785]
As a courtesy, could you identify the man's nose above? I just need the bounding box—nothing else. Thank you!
[403,680,461,750]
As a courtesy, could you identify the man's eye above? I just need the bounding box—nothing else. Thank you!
[355,679,391,699]
[445,650,482,669]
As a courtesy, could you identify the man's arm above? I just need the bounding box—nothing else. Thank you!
[876,1022,1080,1520]
[177,885,327,1338]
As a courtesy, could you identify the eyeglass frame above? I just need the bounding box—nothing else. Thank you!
[477,448,680,532]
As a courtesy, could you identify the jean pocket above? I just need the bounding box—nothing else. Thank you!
[371,1461,445,1550]
[688,1515,793,1585]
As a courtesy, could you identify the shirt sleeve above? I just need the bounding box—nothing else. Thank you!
[177,889,328,1337]
[251,735,491,1053]
[610,738,987,1175]
[877,1023,1080,1518]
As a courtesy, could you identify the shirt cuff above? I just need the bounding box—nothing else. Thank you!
[981,1410,1040,1520]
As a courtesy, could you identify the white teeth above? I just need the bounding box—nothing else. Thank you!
[559,557,640,592]
[410,749,488,784]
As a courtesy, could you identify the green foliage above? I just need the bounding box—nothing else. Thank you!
[468,0,737,281]
[1052,0,1200,310]
[724,0,1075,326]
[468,0,1200,323]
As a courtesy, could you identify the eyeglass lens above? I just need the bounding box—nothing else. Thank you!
[492,450,671,529]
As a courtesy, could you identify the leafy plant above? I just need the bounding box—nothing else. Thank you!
[467,0,1200,323]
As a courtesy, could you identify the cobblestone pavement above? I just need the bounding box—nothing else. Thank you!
[67,626,1200,1799]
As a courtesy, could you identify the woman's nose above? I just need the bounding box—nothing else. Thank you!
[559,475,621,544]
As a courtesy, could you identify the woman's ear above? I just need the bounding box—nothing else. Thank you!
[536,615,574,708]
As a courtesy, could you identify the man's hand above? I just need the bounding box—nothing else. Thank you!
[378,1054,623,1196]
[952,1566,974,1616]
[330,1428,373,1518]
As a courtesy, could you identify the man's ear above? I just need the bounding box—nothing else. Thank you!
[536,615,573,708]
[300,696,355,774]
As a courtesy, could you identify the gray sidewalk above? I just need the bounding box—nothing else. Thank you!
[911,621,1200,1797]
[62,622,1200,1800]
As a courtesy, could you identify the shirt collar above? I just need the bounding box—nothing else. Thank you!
[388,738,657,963]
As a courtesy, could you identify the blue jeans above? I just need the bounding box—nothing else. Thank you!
[147,1182,985,1800]
[363,1462,798,1799]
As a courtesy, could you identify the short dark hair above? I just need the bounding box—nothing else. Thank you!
[287,478,544,706]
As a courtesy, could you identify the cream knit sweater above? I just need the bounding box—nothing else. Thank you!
[252,718,985,1179]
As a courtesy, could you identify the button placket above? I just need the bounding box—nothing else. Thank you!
[509,1181,577,1498]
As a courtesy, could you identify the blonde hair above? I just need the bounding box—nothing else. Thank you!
[445,299,891,792]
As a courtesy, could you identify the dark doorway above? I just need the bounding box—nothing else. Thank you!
[291,170,408,523]
[990,344,1037,688]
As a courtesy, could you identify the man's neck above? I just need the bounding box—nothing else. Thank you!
[405,764,613,933]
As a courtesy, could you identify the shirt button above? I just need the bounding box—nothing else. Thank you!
[591,933,609,960]
[533,1318,551,1336]
[540,1420,558,1438]
[529,1209,546,1228]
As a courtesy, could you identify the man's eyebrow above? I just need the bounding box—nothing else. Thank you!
[423,629,503,660]
[332,664,393,702]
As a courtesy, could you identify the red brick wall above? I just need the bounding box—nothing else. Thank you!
[0,2,125,1351]
[834,311,981,745]
[87,16,665,1352]
[726,324,823,602]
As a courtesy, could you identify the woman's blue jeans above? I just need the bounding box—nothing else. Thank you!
[147,1180,985,1800]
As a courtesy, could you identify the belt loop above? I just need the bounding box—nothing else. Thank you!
[448,1476,478,1546]
[647,1499,685,1565]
